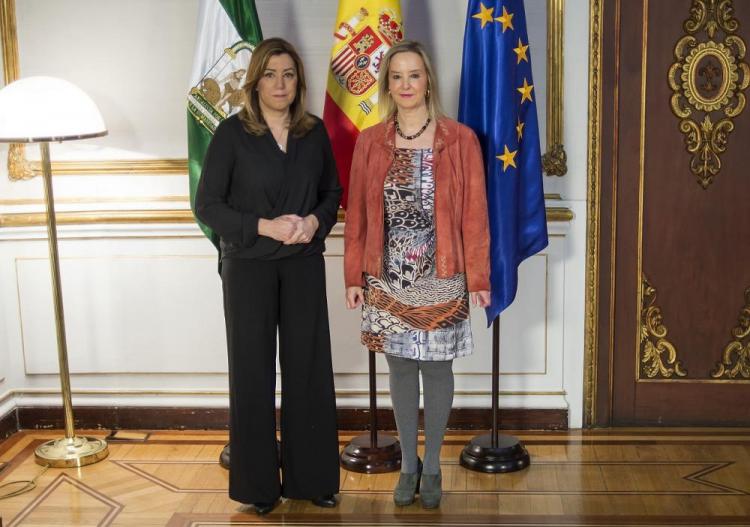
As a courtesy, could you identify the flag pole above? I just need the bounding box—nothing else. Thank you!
[459,317,530,472]
[339,350,402,473]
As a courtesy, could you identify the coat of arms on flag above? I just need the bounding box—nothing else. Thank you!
[323,1,403,208]
[187,0,263,246]
[330,8,402,114]
[188,41,254,135]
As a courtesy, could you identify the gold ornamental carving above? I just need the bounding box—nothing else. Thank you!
[0,0,34,181]
[542,143,568,177]
[583,0,603,426]
[543,0,568,177]
[711,287,750,379]
[7,143,35,180]
[668,0,749,189]
[640,275,688,379]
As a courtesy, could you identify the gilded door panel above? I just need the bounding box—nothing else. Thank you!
[597,0,750,425]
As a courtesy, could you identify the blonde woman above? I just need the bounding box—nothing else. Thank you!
[344,41,490,508]
[196,38,341,515]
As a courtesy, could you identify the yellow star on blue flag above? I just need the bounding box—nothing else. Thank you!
[517,78,534,103]
[513,38,529,63]
[472,2,495,29]
[497,145,518,171]
[495,6,514,32]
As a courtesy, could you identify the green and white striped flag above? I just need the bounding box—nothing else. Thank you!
[188,0,263,246]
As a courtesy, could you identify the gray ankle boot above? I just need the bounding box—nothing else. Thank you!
[393,459,422,506]
[420,470,442,509]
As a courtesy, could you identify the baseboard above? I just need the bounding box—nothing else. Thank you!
[337,408,567,430]
[0,408,18,441]
[7,406,567,434]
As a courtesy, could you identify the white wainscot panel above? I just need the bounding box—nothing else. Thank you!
[0,288,7,385]
[323,227,566,407]
[462,254,549,375]
[324,253,371,373]
[324,235,398,377]
[16,255,227,374]
[454,236,564,388]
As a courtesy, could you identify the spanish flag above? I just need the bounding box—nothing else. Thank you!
[322,1,403,209]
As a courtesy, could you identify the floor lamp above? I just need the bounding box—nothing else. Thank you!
[0,76,109,468]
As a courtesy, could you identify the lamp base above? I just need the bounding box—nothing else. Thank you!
[35,436,109,468]
[340,433,401,474]
[459,433,530,473]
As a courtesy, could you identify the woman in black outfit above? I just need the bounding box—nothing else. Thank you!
[195,37,341,515]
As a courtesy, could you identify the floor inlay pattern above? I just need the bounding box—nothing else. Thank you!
[0,429,749,526]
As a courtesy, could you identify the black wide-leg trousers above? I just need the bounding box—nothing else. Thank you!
[221,254,340,504]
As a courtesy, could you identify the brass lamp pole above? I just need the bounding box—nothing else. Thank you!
[0,76,109,467]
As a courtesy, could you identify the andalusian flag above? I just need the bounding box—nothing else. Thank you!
[188,0,263,246]
[322,1,403,208]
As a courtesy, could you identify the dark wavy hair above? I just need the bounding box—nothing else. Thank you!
[238,37,316,137]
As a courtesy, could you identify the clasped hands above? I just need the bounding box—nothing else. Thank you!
[258,214,318,245]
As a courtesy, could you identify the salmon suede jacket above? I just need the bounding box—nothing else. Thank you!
[344,117,491,292]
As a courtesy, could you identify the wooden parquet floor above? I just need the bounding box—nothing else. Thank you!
[1,429,750,526]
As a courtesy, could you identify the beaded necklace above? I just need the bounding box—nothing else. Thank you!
[395,115,431,140]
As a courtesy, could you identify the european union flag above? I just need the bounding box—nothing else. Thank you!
[458,0,549,325]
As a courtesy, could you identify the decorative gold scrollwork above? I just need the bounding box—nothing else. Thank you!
[543,0,567,177]
[711,287,750,379]
[669,0,749,189]
[640,275,688,379]
[7,143,35,180]
[684,0,739,39]
[542,143,568,177]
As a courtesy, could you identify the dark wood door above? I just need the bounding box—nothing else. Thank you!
[593,0,750,425]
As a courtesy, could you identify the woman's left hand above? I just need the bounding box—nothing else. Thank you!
[284,214,319,245]
[470,290,491,308]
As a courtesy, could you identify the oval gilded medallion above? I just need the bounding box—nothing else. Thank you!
[669,0,749,189]
[682,42,737,111]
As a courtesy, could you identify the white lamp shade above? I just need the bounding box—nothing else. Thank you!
[0,76,107,143]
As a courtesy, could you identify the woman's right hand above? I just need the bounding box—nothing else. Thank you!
[258,215,301,242]
[345,286,364,309]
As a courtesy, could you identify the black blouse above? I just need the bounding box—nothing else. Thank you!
[195,114,342,261]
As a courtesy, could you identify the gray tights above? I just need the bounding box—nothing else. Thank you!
[385,354,454,475]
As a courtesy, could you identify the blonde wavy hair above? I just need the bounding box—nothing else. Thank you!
[377,40,445,121]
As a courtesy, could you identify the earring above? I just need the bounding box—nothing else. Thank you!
[426,88,431,99]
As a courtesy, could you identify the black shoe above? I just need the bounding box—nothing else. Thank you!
[252,501,278,515]
[311,494,337,508]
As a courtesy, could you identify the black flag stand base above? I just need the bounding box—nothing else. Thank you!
[460,318,531,473]
[460,432,530,473]
[340,351,401,474]
[339,432,401,473]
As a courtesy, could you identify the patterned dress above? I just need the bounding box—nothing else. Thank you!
[360,148,473,361]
